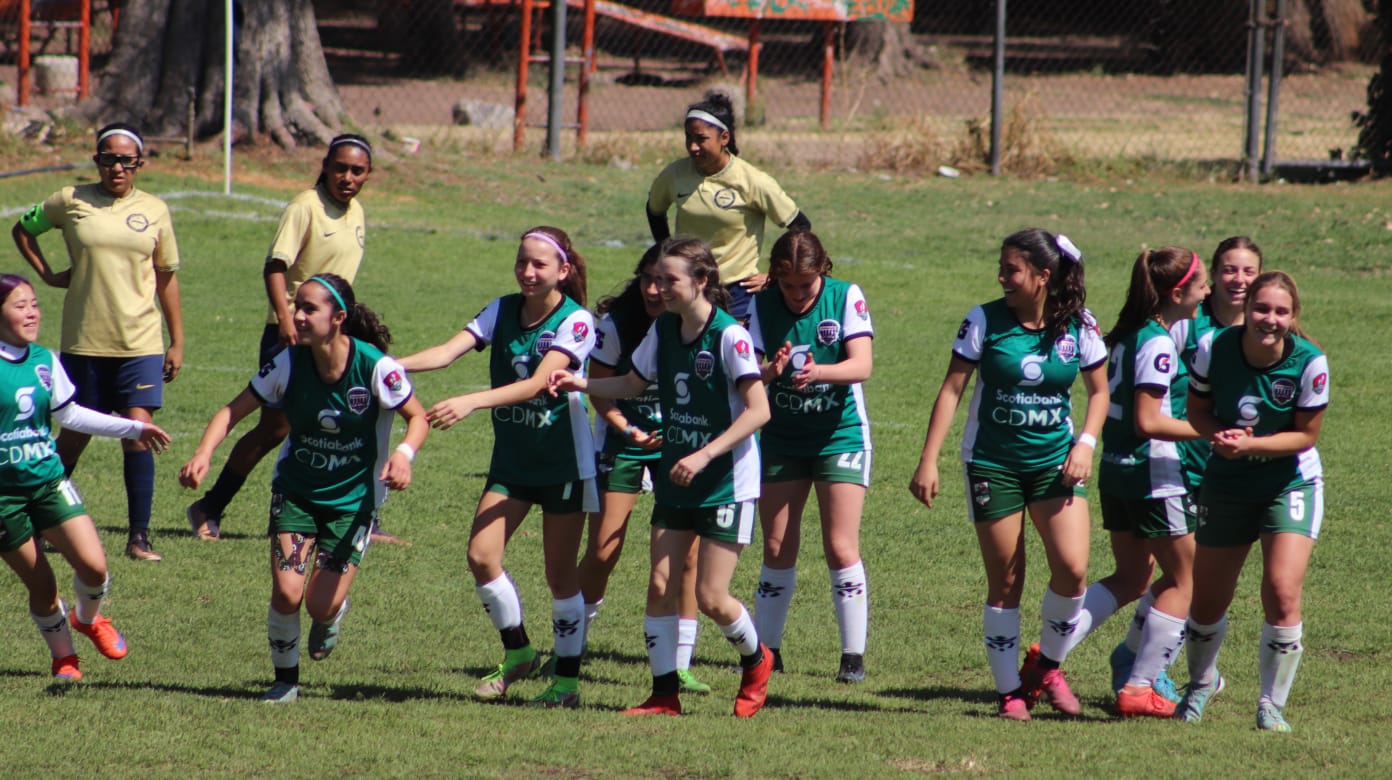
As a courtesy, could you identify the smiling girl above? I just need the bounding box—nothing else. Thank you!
[179,273,427,703]
[400,227,596,708]
[0,274,170,680]
[549,236,774,718]
[1175,271,1328,733]
[747,230,874,683]
[909,228,1108,720]
[188,135,383,542]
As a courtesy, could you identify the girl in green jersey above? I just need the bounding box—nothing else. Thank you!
[0,275,170,681]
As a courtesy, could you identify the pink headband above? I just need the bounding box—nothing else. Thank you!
[522,231,569,265]
[1170,252,1201,294]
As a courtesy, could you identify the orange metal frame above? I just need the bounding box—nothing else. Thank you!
[10,0,92,106]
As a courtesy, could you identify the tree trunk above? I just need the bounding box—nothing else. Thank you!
[844,21,936,81]
[82,0,345,148]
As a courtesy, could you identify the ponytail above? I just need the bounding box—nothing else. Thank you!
[597,244,663,350]
[1105,246,1196,349]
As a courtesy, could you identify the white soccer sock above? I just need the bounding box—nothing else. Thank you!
[1124,590,1157,653]
[1064,581,1119,654]
[1126,607,1186,688]
[830,561,868,654]
[644,614,679,677]
[582,599,602,645]
[267,605,301,670]
[983,605,1022,694]
[719,604,760,658]
[1038,588,1085,663]
[753,565,796,650]
[32,600,75,660]
[552,594,586,659]
[72,573,109,625]
[676,617,699,671]
[1184,615,1228,687]
[476,572,524,631]
[1259,622,1304,708]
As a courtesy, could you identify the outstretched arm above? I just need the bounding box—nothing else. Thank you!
[179,388,263,488]
[399,329,480,373]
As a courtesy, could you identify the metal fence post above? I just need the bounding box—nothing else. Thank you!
[991,0,1005,176]
[1261,0,1287,177]
[1244,0,1265,181]
[547,0,567,160]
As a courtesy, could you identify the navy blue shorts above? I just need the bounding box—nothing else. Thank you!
[60,353,163,413]
[258,323,285,366]
[724,280,754,324]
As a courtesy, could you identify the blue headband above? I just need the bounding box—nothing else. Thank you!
[307,276,347,312]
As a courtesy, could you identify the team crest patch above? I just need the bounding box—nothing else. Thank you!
[817,319,841,346]
[734,339,751,358]
[572,321,588,343]
[125,213,150,232]
[1053,334,1078,362]
[694,350,715,380]
[1313,372,1328,395]
[34,364,52,391]
[854,299,869,321]
[1270,378,1297,406]
[713,188,737,209]
[346,386,370,414]
[537,330,556,354]
[972,480,991,507]
[384,371,403,392]
[355,225,365,248]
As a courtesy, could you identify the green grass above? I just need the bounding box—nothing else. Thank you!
[2,149,1391,776]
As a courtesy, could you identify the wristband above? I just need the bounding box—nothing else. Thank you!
[395,443,416,462]
[625,425,638,438]
[1075,433,1097,449]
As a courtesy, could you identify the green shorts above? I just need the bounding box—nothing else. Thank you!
[963,462,1084,523]
[0,478,88,553]
[1196,479,1324,547]
[762,449,872,487]
[486,476,599,514]
[597,453,655,495]
[651,499,757,545]
[1100,491,1197,539]
[267,492,375,572]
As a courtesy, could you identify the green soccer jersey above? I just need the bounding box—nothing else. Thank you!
[749,276,873,456]
[1099,321,1186,500]
[465,294,597,485]
[1189,326,1329,501]
[592,309,661,461]
[953,299,1108,472]
[1170,298,1220,488]
[0,342,74,488]
[252,339,414,513]
[631,308,763,508]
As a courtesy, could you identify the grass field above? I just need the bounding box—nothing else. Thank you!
[1,143,1390,777]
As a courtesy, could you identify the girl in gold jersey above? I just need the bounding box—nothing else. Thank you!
[12,123,182,562]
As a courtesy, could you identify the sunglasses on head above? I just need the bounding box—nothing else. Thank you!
[96,153,141,169]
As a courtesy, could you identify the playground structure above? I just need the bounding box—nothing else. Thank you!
[0,0,100,106]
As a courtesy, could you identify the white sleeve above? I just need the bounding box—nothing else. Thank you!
[722,325,762,382]
[373,356,415,410]
[1298,354,1330,410]
[747,300,766,354]
[250,349,293,405]
[53,403,143,439]
[592,314,622,367]
[464,298,503,346]
[1189,330,1216,394]
[1168,319,1191,351]
[1077,309,1107,369]
[951,306,986,362]
[841,283,874,340]
[1134,334,1178,392]
[630,322,661,382]
[46,353,77,410]
[552,309,597,368]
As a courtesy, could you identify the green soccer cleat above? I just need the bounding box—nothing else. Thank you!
[529,681,580,709]
[1257,700,1292,733]
[474,650,541,701]
[1174,675,1225,723]
[677,668,712,695]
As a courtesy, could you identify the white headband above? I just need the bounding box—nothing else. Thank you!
[522,231,569,265]
[1055,234,1082,265]
[329,137,373,156]
[685,109,728,132]
[97,128,144,153]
